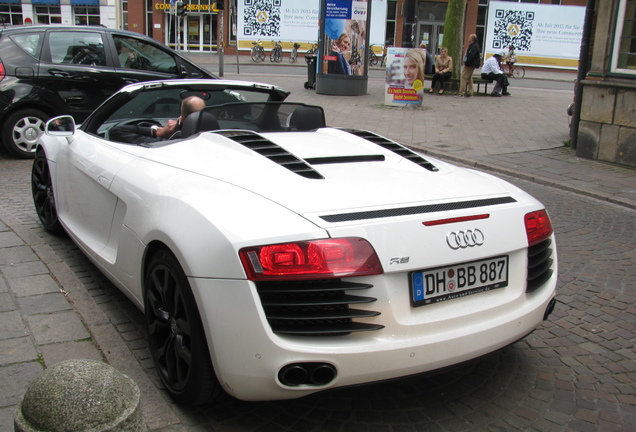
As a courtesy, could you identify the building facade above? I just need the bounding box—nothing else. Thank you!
[1,1,588,58]
[573,0,636,168]
[0,0,117,28]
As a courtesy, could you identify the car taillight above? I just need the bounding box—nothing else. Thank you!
[524,210,553,246]
[240,238,383,281]
[0,62,5,81]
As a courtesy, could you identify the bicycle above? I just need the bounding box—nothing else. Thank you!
[251,40,265,63]
[270,41,283,63]
[305,43,318,64]
[368,44,380,66]
[289,42,300,63]
[505,62,525,79]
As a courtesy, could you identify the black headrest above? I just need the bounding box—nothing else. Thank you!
[289,106,325,131]
[180,111,220,138]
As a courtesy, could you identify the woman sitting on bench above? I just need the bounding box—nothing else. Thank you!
[429,47,453,95]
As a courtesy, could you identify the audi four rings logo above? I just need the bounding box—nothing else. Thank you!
[446,229,485,249]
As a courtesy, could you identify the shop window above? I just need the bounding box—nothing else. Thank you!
[36,6,62,25]
[0,4,23,26]
[74,7,101,26]
[122,0,129,30]
[613,0,636,74]
[385,0,396,46]
[146,0,153,38]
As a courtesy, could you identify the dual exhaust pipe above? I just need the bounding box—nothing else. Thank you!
[278,362,337,387]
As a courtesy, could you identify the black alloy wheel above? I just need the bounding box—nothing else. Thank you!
[144,249,221,405]
[31,151,64,235]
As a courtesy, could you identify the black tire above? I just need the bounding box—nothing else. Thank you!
[2,109,49,159]
[31,150,64,235]
[369,52,378,66]
[144,249,222,405]
[251,48,261,63]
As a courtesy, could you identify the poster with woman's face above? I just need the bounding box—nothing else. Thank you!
[385,47,425,106]
[323,1,368,76]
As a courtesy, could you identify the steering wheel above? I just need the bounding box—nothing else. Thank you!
[116,118,163,128]
[71,46,104,66]
[125,52,154,71]
[216,110,234,120]
[104,118,163,141]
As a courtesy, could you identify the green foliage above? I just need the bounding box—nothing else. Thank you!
[443,0,467,79]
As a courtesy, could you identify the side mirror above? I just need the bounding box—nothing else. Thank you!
[45,116,76,136]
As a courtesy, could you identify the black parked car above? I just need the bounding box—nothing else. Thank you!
[0,25,214,158]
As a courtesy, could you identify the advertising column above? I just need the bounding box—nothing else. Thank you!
[316,0,370,96]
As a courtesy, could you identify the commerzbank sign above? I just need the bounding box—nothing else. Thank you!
[155,2,222,12]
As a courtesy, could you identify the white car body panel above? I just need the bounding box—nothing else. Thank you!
[36,79,557,402]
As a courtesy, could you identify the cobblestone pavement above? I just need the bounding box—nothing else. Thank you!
[0,69,635,431]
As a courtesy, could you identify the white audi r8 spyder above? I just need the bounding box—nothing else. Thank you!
[32,79,557,405]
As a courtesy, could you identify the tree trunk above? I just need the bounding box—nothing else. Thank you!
[443,0,467,79]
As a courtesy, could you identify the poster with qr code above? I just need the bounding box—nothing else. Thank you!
[238,0,319,44]
[485,1,584,70]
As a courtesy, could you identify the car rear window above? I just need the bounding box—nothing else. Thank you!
[11,33,42,57]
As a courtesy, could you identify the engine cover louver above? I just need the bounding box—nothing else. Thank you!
[340,129,439,172]
[218,131,324,179]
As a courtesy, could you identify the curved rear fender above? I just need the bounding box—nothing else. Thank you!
[110,161,327,280]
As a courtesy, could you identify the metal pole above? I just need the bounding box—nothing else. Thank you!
[219,10,224,77]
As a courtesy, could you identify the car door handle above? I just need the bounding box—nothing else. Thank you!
[48,69,70,78]
[123,78,138,84]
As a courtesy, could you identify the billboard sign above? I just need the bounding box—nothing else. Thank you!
[484,1,585,69]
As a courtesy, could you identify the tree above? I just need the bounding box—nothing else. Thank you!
[443,0,467,79]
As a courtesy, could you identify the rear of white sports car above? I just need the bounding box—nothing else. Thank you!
[30,81,556,406]
[174,128,557,401]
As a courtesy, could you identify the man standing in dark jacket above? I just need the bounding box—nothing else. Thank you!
[458,34,481,98]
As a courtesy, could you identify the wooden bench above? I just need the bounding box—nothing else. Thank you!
[425,74,492,94]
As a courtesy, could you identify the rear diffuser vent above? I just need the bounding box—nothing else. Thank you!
[526,238,554,293]
[218,131,324,179]
[341,129,439,172]
[256,280,384,336]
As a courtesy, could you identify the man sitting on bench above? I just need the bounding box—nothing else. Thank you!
[481,51,511,97]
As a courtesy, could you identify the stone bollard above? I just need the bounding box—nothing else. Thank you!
[14,359,145,432]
